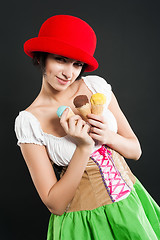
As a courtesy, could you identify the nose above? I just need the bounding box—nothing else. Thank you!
[62,63,73,80]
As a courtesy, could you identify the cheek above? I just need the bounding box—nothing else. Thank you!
[74,68,82,77]
[45,63,60,75]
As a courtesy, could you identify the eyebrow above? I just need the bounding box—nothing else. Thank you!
[59,55,68,59]
[58,55,83,63]
[56,55,69,60]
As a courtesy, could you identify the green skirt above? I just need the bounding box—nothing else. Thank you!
[47,178,160,240]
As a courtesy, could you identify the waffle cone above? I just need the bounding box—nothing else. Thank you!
[91,104,104,115]
[66,108,75,120]
[77,103,91,121]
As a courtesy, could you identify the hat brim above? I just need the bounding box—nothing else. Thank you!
[24,37,98,72]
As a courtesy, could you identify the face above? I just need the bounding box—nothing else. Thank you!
[43,54,84,91]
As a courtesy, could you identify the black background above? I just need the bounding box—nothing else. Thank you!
[1,0,160,239]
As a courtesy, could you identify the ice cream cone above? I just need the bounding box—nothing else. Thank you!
[73,95,91,121]
[66,108,75,120]
[91,104,105,115]
[57,106,75,120]
[76,103,91,121]
[90,93,106,116]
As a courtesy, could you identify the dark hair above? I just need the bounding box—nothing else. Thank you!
[32,52,87,80]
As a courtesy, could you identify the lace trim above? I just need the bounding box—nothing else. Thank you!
[90,145,131,203]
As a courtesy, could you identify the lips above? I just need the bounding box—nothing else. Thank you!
[57,77,70,85]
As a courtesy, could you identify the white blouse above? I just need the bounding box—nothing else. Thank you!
[14,75,118,166]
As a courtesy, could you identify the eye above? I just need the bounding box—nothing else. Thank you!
[74,62,84,67]
[55,56,66,62]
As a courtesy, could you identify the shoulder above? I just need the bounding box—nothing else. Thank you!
[15,110,40,128]
[82,75,112,106]
[83,74,111,85]
[14,111,45,146]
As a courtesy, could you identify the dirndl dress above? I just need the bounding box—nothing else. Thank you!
[47,145,160,240]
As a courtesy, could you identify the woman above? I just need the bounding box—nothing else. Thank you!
[15,15,160,239]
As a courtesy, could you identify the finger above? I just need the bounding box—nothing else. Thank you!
[75,118,84,134]
[68,115,82,133]
[87,114,105,123]
[89,132,103,141]
[86,122,91,133]
[82,122,91,134]
[69,114,82,121]
[77,118,86,127]
[81,122,91,133]
[60,108,69,121]
[87,119,104,129]
[60,108,69,131]
[90,127,103,135]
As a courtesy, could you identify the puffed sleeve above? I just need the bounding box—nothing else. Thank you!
[14,111,45,146]
[82,75,112,107]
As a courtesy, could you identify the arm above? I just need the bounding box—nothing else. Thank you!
[87,92,142,160]
[20,111,94,216]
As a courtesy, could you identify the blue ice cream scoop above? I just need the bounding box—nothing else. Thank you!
[56,106,69,118]
[57,106,75,121]
[57,106,74,118]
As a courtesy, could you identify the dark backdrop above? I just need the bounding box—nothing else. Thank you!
[1,0,160,239]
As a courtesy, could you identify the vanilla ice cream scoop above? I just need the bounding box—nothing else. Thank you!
[90,93,106,115]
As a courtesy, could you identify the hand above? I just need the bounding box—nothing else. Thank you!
[87,113,113,145]
[60,108,94,148]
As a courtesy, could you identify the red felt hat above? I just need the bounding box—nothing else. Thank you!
[24,15,98,72]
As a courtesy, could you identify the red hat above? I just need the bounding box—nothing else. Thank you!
[24,15,98,72]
